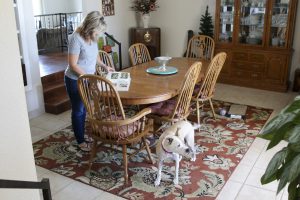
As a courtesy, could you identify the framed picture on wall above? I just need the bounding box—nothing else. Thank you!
[102,0,115,16]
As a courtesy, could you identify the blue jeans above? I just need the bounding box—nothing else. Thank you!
[64,75,86,144]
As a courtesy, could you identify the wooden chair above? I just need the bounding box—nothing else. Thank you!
[77,74,153,184]
[128,43,151,66]
[95,50,115,76]
[186,35,215,60]
[148,62,202,132]
[191,52,227,125]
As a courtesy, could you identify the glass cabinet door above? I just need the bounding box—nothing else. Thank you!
[238,0,266,45]
[218,0,235,43]
[269,0,290,47]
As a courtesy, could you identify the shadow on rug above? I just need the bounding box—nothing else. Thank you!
[33,100,273,200]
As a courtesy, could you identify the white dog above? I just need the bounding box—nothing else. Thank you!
[154,121,196,186]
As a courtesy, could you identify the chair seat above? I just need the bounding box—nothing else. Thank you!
[193,82,215,100]
[149,98,177,116]
[193,82,202,96]
[99,107,140,140]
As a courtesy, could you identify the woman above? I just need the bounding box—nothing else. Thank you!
[64,11,113,151]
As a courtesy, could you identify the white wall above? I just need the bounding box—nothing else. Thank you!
[0,1,39,199]
[41,0,82,14]
[19,0,45,119]
[151,0,216,57]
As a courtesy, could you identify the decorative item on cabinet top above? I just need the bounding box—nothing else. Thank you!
[144,31,152,42]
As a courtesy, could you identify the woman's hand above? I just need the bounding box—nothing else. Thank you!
[107,66,115,72]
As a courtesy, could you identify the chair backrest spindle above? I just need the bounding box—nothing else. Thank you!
[128,43,151,66]
[170,62,202,120]
[186,35,215,60]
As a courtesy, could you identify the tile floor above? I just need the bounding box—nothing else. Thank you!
[30,83,298,200]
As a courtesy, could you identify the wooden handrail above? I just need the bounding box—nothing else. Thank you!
[0,178,52,200]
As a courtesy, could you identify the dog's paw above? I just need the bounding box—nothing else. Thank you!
[154,179,161,187]
[191,157,196,162]
[191,155,196,162]
[178,155,182,161]
[173,178,178,185]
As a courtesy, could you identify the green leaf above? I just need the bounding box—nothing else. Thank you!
[290,142,300,152]
[261,147,287,184]
[267,122,294,150]
[288,179,298,200]
[282,96,300,114]
[288,125,300,143]
[277,162,292,194]
[259,113,295,142]
[288,155,300,182]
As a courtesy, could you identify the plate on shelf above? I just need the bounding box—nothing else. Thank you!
[146,66,178,75]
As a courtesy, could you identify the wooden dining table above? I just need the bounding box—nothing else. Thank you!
[119,57,210,105]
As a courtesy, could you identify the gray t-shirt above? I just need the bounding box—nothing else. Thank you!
[65,32,98,80]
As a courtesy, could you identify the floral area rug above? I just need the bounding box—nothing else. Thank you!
[33,100,273,200]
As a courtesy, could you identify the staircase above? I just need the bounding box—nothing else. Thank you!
[41,71,71,114]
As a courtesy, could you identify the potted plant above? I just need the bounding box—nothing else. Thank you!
[259,96,300,200]
[199,5,214,38]
[131,0,159,28]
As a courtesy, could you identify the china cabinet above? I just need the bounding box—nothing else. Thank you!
[215,0,298,92]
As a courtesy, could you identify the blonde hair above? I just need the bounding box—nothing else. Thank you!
[77,11,106,40]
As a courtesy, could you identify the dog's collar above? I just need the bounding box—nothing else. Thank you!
[161,143,173,154]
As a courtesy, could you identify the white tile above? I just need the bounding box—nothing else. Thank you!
[36,166,49,178]
[93,191,126,200]
[53,181,103,200]
[245,167,279,192]
[39,170,73,194]
[250,137,268,152]
[254,141,288,170]
[228,163,252,183]
[281,194,288,200]
[239,147,261,167]
[236,185,277,200]
[30,113,70,132]
[216,180,242,200]
[30,126,51,143]
[56,110,72,123]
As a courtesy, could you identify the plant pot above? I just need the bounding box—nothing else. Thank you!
[141,13,150,28]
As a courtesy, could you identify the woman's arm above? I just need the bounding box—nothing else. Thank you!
[97,54,115,72]
[68,54,86,75]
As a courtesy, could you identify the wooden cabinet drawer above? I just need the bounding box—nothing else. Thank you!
[233,62,264,71]
[233,70,262,80]
[249,53,265,63]
[233,52,248,61]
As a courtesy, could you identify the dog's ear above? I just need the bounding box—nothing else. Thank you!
[166,137,173,145]
[175,127,181,137]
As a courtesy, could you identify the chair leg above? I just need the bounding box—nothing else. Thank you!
[122,144,128,184]
[142,137,154,164]
[209,99,216,120]
[196,101,202,132]
[88,141,98,174]
[196,101,200,126]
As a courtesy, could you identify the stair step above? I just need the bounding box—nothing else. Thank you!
[43,81,65,93]
[43,83,68,101]
[41,71,65,85]
[44,94,71,114]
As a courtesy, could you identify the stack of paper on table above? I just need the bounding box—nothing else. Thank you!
[227,104,247,119]
[105,72,131,91]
